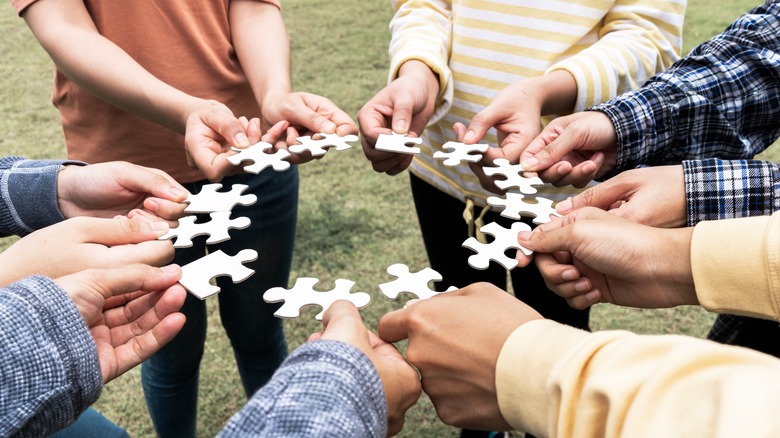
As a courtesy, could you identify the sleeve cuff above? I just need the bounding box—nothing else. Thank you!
[692,214,780,321]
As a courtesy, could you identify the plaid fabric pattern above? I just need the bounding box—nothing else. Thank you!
[219,340,386,437]
[591,0,780,179]
[683,158,780,226]
[0,276,102,437]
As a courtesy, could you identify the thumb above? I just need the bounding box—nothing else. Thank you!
[376,306,412,344]
[463,104,503,144]
[56,264,182,303]
[520,126,579,172]
[199,103,250,147]
[320,301,372,353]
[114,164,188,203]
[75,216,170,245]
[556,181,627,214]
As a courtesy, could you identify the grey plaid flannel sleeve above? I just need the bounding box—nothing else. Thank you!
[591,1,780,178]
[0,156,85,237]
[0,276,102,437]
[219,340,387,437]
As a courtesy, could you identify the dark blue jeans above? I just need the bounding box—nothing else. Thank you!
[51,407,129,438]
[142,169,299,437]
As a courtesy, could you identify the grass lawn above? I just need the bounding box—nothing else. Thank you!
[0,0,770,436]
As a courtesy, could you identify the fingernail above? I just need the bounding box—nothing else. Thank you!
[585,290,600,302]
[464,130,476,142]
[235,132,250,147]
[574,279,591,293]
[521,156,538,169]
[394,119,407,133]
[170,187,188,199]
[146,199,159,212]
[403,298,420,309]
[561,269,578,281]
[322,121,336,134]
[556,198,572,213]
[518,230,532,241]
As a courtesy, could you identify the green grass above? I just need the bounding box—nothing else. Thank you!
[0,0,769,436]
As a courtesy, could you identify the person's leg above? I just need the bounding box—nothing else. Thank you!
[141,182,208,438]
[410,174,509,438]
[50,407,129,438]
[410,173,508,290]
[216,169,298,397]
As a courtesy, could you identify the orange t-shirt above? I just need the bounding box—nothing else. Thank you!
[13,0,280,183]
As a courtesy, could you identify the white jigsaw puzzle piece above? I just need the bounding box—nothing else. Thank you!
[288,133,358,157]
[379,263,457,300]
[227,142,292,173]
[178,249,258,300]
[487,192,561,224]
[184,183,258,213]
[462,221,533,270]
[374,132,423,155]
[483,158,544,193]
[158,212,251,248]
[433,141,489,167]
[263,277,371,320]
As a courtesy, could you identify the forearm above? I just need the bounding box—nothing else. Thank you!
[498,319,780,437]
[0,276,102,437]
[692,212,780,321]
[230,1,291,107]
[549,0,684,111]
[683,159,780,224]
[218,340,387,437]
[22,0,206,134]
[593,2,780,176]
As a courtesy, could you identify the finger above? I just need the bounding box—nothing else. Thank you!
[463,108,498,144]
[128,208,180,229]
[567,290,602,310]
[56,264,183,303]
[291,102,337,134]
[520,127,581,172]
[114,164,188,203]
[246,117,263,143]
[106,284,187,345]
[262,120,290,144]
[104,240,176,267]
[390,95,415,134]
[320,301,372,352]
[534,253,580,287]
[142,197,187,222]
[73,216,170,245]
[554,155,605,188]
[201,105,250,148]
[560,181,631,214]
[376,307,411,343]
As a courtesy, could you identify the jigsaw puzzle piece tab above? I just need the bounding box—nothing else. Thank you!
[483,158,544,193]
[183,183,258,213]
[433,141,489,167]
[227,142,292,173]
[487,192,560,224]
[263,277,371,320]
[288,133,358,157]
[462,221,533,270]
[374,132,423,155]
[379,263,456,300]
[178,249,258,300]
[158,212,251,248]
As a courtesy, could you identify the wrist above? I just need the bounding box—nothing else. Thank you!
[528,69,577,116]
[398,60,440,98]
[665,227,697,305]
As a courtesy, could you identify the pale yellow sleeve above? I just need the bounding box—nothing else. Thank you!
[497,319,780,437]
[387,0,453,123]
[692,212,780,321]
[548,0,686,111]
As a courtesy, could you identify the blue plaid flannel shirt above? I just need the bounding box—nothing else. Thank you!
[592,0,780,344]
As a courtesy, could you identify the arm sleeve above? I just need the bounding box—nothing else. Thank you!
[0,276,102,437]
[691,212,780,320]
[0,157,86,237]
[591,1,780,177]
[218,340,388,437]
[548,0,684,111]
[387,0,453,123]
[683,159,780,224]
[496,319,780,437]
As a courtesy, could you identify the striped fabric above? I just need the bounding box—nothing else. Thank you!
[388,0,685,204]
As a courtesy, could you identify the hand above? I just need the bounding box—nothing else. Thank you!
[0,216,174,287]
[463,70,577,192]
[517,207,696,310]
[555,165,687,228]
[307,301,421,436]
[261,91,358,164]
[358,60,439,175]
[54,264,186,383]
[57,162,188,224]
[184,100,256,182]
[520,111,617,187]
[377,284,543,431]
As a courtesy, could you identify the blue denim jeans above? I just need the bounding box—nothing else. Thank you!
[142,169,298,438]
[50,407,129,438]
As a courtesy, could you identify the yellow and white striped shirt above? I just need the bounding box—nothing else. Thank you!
[389,0,686,204]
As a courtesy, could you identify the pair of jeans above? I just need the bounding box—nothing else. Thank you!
[142,169,299,437]
[50,407,129,438]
